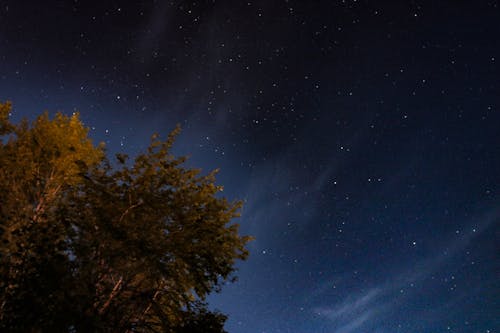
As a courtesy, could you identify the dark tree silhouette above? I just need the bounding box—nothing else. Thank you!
[0,102,251,332]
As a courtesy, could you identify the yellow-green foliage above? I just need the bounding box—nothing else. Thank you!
[0,103,100,219]
[0,101,14,136]
[0,101,251,332]
[15,110,103,186]
[0,103,104,227]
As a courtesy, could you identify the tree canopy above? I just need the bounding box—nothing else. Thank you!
[0,102,251,332]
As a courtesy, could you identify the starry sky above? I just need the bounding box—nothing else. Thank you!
[1,1,499,332]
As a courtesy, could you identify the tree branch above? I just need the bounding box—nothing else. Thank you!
[118,199,144,223]
[98,276,124,315]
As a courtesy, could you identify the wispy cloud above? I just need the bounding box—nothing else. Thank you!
[315,288,383,333]
[312,208,499,332]
[335,311,375,333]
[316,288,381,321]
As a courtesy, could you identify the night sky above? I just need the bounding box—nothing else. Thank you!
[1,1,499,332]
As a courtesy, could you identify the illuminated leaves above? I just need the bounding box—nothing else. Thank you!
[0,102,250,332]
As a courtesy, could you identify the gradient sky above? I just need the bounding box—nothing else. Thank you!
[1,1,499,332]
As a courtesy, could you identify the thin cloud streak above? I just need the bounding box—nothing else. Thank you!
[316,288,381,321]
[312,208,499,332]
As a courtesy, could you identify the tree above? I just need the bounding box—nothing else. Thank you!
[0,102,251,332]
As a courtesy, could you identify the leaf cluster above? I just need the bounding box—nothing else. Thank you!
[0,102,251,332]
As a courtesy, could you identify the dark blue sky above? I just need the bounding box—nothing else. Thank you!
[1,1,499,332]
